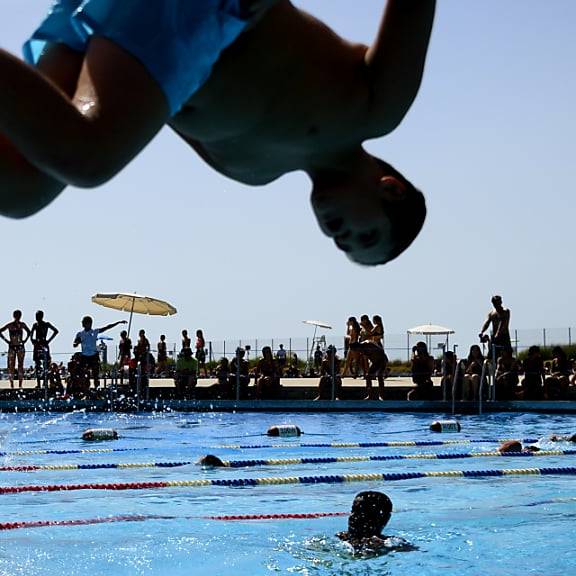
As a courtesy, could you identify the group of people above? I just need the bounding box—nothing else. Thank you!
[0,310,59,388]
[439,295,576,401]
[442,342,576,402]
[339,314,389,400]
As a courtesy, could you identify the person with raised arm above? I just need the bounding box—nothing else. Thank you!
[1,1,434,266]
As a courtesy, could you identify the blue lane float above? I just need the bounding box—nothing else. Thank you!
[2,449,575,474]
[217,438,540,450]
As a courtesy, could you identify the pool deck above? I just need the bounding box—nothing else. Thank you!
[0,376,575,413]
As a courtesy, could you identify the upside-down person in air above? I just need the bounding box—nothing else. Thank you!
[0,0,434,265]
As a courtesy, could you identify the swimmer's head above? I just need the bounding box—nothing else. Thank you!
[198,454,226,467]
[310,154,425,266]
[347,491,392,539]
[499,440,523,453]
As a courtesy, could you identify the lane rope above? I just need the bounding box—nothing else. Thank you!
[0,511,348,531]
[1,465,575,495]
[216,438,540,450]
[0,447,139,457]
[1,449,574,474]
[0,438,540,458]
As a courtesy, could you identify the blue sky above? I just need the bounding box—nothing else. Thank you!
[1,0,575,359]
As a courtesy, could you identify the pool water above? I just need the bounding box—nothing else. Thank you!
[0,411,575,575]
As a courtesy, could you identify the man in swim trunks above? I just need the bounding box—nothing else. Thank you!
[0,0,434,266]
[73,315,127,389]
[30,310,59,387]
[0,310,31,388]
[479,295,512,361]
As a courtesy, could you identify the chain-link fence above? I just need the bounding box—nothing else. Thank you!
[2,327,575,374]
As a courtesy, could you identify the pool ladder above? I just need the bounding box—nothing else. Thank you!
[451,358,494,415]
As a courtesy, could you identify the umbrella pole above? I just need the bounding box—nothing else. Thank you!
[127,296,136,338]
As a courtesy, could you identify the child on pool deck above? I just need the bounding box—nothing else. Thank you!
[0,0,434,266]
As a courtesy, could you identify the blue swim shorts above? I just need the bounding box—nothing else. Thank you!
[24,0,249,116]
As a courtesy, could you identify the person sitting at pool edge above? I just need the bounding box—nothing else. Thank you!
[407,341,434,401]
[0,0,434,267]
[337,491,414,555]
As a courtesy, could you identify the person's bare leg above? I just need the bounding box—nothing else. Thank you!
[7,352,15,388]
[17,350,25,387]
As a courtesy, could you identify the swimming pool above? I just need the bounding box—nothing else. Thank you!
[1,411,575,575]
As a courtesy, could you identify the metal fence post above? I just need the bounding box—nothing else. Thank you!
[543,328,546,349]
[569,327,572,347]
[514,329,518,356]
[330,346,336,401]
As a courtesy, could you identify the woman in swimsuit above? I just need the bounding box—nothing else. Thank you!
[370,315,384,348]
[195,329,208,377]
[181,330,191,352]
[0,310,31,388]
[341,317,361,377]
[358,315,374,376]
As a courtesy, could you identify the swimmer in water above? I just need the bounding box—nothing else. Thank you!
[198,454,227,467]
[337,491,414,555]
[498,440,540,454]
[549,433,576,443]
[0,1,435,266]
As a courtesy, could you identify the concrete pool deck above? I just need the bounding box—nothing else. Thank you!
[0,376,575,413]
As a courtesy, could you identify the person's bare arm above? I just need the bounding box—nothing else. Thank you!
[0,323,10,343]
[98,320,128,334]
[364,0,436,132]
[47,323,59,344]
[0,44,84,218]
[21,323,31,344]
[0,37,169,206]
[479,313,492,337]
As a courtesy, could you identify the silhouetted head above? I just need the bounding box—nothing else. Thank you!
[348,491,393,539]
[198,454,226,467]
[262,346,273,361]
[35,310,44,322]
[311,154,426,266]
[491,295,503,307]
[82,316,93,329]
[13,310,22,321]
[415,341,428,355]
[499,440,523,453]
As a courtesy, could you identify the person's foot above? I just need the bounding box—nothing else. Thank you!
[311,173,426,266]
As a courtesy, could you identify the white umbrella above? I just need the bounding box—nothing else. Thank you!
[407,323,454,351]
[303,320,333,330]
[91,292,177,336]
[408,324,454,335]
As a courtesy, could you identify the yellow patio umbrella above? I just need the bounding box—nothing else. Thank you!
[91,292,177,337]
